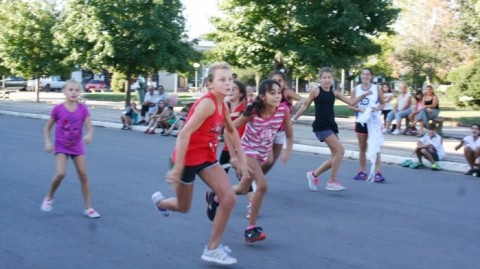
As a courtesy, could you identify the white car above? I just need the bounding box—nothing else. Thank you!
[27,76,66,91]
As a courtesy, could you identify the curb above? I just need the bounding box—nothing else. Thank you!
[1,110,469,174]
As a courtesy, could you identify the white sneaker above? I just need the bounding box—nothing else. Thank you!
[201,245,237,265]
[391,129,400,135]
[326,181,346,191]
[151,191,171,217]
[41,197,53,212]
[84,208,100,218]
[306,171,319,192]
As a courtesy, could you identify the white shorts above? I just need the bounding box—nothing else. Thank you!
[273,130,286,144]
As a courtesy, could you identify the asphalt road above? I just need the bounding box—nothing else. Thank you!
[1,115,479,269]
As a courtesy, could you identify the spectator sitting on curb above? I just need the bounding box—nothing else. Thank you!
[144,100,166,134]
[410,123,445,171]
[120,101,139,130]
[156,106,176,135]
[454,123,480,176]
[163,107,188,136]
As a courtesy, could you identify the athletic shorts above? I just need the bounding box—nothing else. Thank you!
[273,130,286,144]
[180,161,219,184]
[355,122,368,135]
[314,130,336,142]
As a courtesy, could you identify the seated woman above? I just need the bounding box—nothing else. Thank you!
[144,100,166,134]
[406,90,424,135]
[385,82,413,135]
[417,85,440,136]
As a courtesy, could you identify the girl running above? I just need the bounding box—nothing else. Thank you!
[151,62,249,266]
[210,79,293,243]
[292,67,372,191]
[41,80,100,218]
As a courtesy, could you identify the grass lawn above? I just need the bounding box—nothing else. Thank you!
[83,92,479,125]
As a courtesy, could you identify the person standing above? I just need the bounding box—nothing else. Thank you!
[40,80,100,218]
[349,68,386,182]
[151,62,249,265]
[293,67,372,191]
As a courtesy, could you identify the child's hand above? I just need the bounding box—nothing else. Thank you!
[166,167,183,186]
[45,142,53,153]
[83,134,93,144]
[281,150,290,164]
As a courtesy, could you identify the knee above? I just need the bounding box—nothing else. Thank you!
[255,181,268,194]
[55,172,66,179]
[219,191,236,209]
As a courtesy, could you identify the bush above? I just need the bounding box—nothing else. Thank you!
[448,61,480,110]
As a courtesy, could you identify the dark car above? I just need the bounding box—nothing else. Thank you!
[84,79,107,92]
[0,76,27,91]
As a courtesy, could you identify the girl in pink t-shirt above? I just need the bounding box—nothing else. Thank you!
[40,80,99,218]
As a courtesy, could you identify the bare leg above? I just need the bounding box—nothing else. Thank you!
[46,154,68,199]
[72,155,92,209]
[313,134,344,183]
[357,134,368,171]
[261,143,282,174]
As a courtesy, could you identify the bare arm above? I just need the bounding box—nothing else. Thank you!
[83,117,94,144]
[292,87,318,121]
[44,117,55,153]
[348,87,364,113]
[223,112,250,178]
[282,109,293,164]
[285,88,306,106]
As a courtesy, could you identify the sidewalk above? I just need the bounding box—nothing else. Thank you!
[0,91,471,174]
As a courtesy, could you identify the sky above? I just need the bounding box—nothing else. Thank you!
[182,0,220,39]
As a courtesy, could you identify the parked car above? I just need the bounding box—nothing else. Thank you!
[84,79,107,92]
[0,76,27,91]
[27,76,66,91]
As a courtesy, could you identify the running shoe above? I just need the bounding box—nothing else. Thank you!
[84,208,101,218]
[464,169,474,175]
[306,171,319,191]
[374,172,386,183]
[244,226,266,243]
[353,171,368,180]
[41,197,53,212]
[431,162,440,171]
[151,191,171,217]
[326,181,346,191]
[206,191,219,222]
[391,129,400,135]
[201,244,237,265]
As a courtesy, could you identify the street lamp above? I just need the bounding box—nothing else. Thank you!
[193,63,200,91]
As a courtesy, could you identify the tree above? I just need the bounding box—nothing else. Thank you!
[391,0,473,87]
[206,0,399,79]
[56,0,200,106]
[0,0,69,101]
[456,0,480,51]
[448,61,480,109]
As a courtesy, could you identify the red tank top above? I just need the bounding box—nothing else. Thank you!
[223,100,247,152]
[173,92,225,166]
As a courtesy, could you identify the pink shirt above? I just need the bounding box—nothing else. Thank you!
[51,103,90,155]
[241,103,287,162]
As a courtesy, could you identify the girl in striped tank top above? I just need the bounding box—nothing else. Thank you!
[231,79,293,243]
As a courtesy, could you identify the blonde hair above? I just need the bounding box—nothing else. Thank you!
[318,67,334,78]
[206,62,231,83]
[62,79,83,91]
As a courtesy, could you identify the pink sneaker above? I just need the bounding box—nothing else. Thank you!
[84,208,101,218]
[326,181,346,191]
[41,197,53,212]
[306,171,320,191]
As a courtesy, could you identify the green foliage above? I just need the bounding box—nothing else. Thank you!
[456,0,480,51]
[111,72,127,92]
[206,0,399,78]
[0,0,69,78]
[56,0,201,105]
[447,60,480,109]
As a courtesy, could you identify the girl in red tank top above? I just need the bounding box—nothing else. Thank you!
[151,62,250,266]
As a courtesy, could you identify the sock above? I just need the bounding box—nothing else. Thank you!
[213,195,219,203]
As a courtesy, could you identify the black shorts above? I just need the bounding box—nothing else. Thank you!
[180,161,219,184]
[355,123,368,135]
